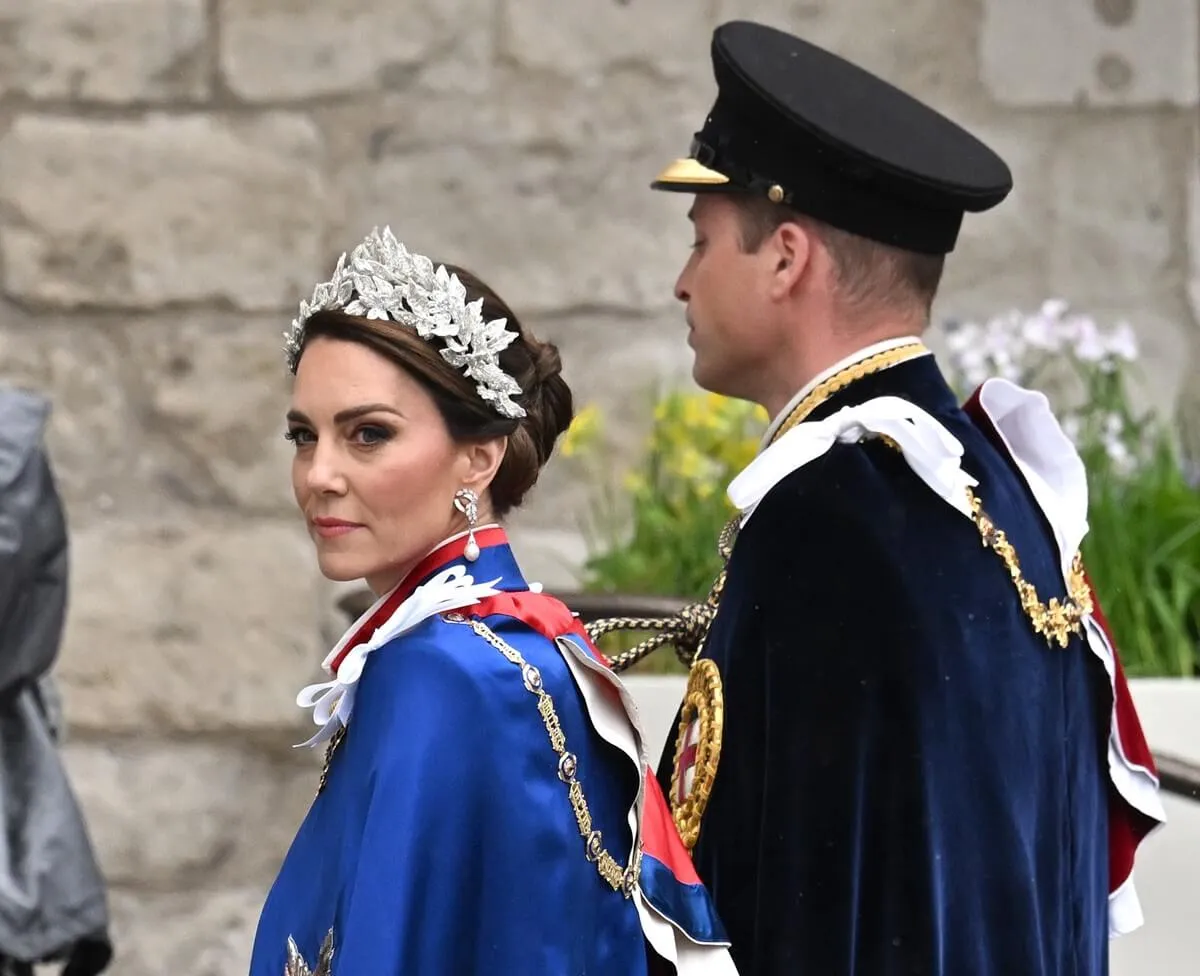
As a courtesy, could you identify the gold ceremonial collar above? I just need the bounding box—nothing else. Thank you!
[768,340,930,446]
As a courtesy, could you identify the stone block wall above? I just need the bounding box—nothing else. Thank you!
[0,2,1194,972]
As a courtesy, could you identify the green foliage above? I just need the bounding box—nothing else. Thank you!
[576,391,765,601]
[1082,437,1200,676]
[559,390,765,674]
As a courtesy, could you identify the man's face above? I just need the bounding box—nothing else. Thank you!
[673,194,778,400]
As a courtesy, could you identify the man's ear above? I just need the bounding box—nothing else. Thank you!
[766,220,813,299]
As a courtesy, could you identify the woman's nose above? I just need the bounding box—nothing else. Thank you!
[305,441,347,495]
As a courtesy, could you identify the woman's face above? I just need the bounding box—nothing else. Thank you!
[286,335,501,596]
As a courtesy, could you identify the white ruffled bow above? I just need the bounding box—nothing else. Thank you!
[294,565,503,748]
[727,396,979,525]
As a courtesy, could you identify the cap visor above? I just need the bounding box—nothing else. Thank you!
[650,157,731,191]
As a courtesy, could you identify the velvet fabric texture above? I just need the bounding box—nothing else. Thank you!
[658,355,1111,975]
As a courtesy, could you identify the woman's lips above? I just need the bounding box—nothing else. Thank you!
[311,517,363,539]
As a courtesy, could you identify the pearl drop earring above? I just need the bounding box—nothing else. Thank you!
[453,487,480,561]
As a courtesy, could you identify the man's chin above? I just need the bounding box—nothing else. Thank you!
[691,357,732,397]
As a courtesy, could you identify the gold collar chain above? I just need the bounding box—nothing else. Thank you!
[765,339,1091,649]
[670,338,1091,668]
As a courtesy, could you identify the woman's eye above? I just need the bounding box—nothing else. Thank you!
[353,424,393,446]
[284,428,315,446]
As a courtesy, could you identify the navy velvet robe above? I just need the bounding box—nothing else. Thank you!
[658,355,1110,975]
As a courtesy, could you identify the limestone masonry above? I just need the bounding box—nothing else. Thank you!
[0,2,1195,972]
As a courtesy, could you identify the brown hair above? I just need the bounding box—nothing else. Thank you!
[734,197,946,318]
[296,264,573,517]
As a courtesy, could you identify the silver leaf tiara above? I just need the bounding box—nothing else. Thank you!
[284,226,526,420]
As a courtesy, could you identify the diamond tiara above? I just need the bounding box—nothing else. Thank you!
[284,226,526,420]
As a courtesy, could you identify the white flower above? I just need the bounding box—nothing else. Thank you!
[1020,311,1063,353]
[939,300,1141,405]
[1070,315,1107,363]
[1061,415,1083,447]
[1040,298,1071,320]
[1107,321,1139,362]
[1104,436,1134,475]
[945,322,977,355]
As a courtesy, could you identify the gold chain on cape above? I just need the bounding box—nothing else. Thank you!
[587,340,1093,671]
[315,615,641,894]
[444,614,641,895]
[316,725,345,796]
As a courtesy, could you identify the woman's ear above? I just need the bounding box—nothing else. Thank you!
[460,436,507,496]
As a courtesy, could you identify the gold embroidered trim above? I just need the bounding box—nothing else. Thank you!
[445,613,642,897]
[669,659,724,851]
[773,340,931,438]
[285,929,333,976]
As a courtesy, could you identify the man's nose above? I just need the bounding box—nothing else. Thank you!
[674,269,690,304]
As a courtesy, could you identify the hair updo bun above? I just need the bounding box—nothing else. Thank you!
[296,262,573,518]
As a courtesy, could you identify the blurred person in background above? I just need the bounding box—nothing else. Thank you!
[603,19,1166,976]
[0,385,112,976]
[249,227,737,976]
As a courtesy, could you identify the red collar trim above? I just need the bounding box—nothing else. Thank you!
[330,526,508,673]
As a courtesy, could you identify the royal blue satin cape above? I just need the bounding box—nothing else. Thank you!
[250,541,650,975]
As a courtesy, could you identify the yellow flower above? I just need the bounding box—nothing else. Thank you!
[718,439,758,475]
[560,403,603,458]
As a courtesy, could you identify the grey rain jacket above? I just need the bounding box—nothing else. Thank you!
[0,387,111,976]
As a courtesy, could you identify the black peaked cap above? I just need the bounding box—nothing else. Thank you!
[652,21,1013,254]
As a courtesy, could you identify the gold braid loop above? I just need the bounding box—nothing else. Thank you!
[588,600,717,672]
[586,516,739,673]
